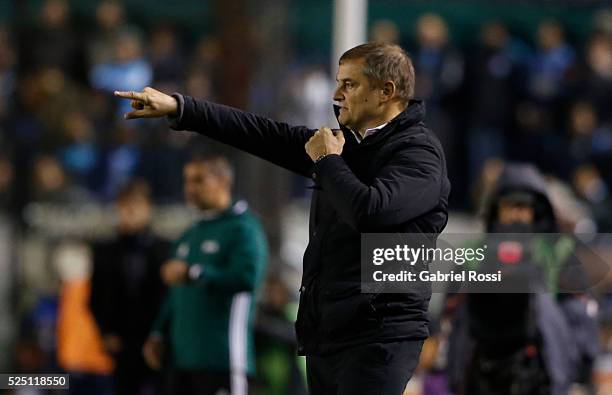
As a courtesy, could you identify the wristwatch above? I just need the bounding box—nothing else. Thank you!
[315,153,328,163]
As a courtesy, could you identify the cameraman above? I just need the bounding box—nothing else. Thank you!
[447,163,599,395]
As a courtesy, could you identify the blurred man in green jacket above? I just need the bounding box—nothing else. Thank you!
[143,155,268,395]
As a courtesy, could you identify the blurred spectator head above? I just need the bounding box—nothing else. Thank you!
[150,24,184,84]
[416,13,448,49]
[62,111,95,144]
[185,67,212,98]
[515,101,546,133]
[0,25,15,70]
[58,112,99,183]
[115,179,152,234]
[150,25,178,59]
[115,30,144,63]
[481,21,508,49]
[370,19,400,44]
[192,36,221,68]
[52,241,92,282]
[32,154,67,198]
[537,19,565,50]
[497,192,535,226]
[17,72,43,113]
[38,67,67,97]
[183,154,234,211]
[587,33,612,78]
[96,0,125,31]
[40,0,70,29]
[569,101,598,137]
[262,272,290,312]
[486,163,558,232]
[109,122,140,146]
[572,164,608,203]
[593,8,612,36]
[0,151,13,202]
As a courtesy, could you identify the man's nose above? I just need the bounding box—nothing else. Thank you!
[333,88,343,102]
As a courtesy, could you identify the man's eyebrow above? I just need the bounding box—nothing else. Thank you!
[336,78,354,83]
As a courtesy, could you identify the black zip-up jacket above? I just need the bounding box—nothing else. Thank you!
[169,94,451,355]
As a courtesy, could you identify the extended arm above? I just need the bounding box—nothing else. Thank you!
[115,88,315,176]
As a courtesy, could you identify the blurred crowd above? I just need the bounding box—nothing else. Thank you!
[0,1,611,223]
[361,12,612,226]
[0,0,611,394]
[0,0,219,214]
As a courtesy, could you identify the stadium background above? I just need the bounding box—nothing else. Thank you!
[0,0,611,394]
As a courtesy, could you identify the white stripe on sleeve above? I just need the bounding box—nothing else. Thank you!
[229,292,251,395]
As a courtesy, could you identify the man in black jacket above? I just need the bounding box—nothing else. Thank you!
[90,180,169,395]
[115,42,450,395]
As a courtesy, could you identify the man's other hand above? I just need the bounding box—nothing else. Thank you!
[160,259,189,285]
[305,127,345,161]
[114,87,178,119]
[143,336,164,370]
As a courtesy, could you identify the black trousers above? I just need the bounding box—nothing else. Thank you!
[306,340,424,395]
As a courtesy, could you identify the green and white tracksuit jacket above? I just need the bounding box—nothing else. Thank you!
[151,200,268,384]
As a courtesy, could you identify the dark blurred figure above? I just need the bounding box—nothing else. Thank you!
[88,0,129,68]
[149,24,185,86]
[254,272,307,395]
[448,163,599,395]
[413,13,464,108]
[0,151,15,215]
[466,22,522,185]
[369,19,400,44]
[527,20,576,106]
[9,65,85,154]
[184,67,213,99]
[512,20,577,175]
[90,180,169,395]
[188,36,221,98]
[58,111,101,192]
[100,124,142,200]
[578,33,612,124]
[30,154,95,205]
[18,0,85,83]
[566,101,612,176]
[412,13,465,206]
[0,25,16,121]
[85,0,134,128]
[190,36,221,72]
[572,165,612,233]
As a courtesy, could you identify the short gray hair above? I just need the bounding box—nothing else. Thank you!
[340,42,415,104]
[187,154,234,185]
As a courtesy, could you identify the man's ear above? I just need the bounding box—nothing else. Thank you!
[380,81,396,103]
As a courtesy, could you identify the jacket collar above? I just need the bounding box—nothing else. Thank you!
[196,200,248,222]
[332,99,426,146]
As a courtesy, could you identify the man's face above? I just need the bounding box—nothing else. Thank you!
[333,59,382,132]
[116,195,151,234]
[498,201,534,225]
[183,162,225,210]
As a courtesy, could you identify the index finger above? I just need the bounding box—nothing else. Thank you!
[114,90,146,101]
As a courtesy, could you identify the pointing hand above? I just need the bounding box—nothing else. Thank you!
[114,87,179,119]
